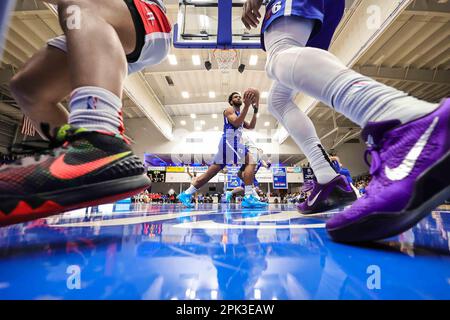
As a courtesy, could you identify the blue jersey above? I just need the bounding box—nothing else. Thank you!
[255,159,263,173]
[331,159,341,173]
[261,0,345,51]
[223,109,244,138]
[213,108,247,168]
[332,160,353,184]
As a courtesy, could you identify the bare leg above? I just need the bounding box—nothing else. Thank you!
[231,187,244,196]
[192,164,223,189]
[10,46,71,136]
[56,0,136,96]
[243,154,256,187]
[11,0,138,136]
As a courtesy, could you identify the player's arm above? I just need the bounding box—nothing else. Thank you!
[186,167,193,178]
[261,159,272,169]
[244,89,260,129]
[237,169,244,181]
[330,156,342,166]
[242,0,264,30]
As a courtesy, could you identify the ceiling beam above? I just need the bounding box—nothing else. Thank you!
[332,129,362,149]
[405,0,450,17]
[355,65,450,85]
[320,127,339,141]
[124,73,174,141]
[13,0,48,13]
[0,66,14,84]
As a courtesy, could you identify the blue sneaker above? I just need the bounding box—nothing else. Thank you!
[242,195,268,208]
[225,191,233,203]
[177,192,194,208]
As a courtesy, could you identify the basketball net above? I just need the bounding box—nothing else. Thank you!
[213,49,237,73]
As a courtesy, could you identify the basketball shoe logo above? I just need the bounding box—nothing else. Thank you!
[50,151,131,180]
[307,190,322,206]
[385,117,439,181]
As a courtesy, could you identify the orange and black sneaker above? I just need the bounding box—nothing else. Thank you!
[0,124,150,227]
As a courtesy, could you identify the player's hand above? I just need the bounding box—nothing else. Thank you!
[242,0,263,30]
[246,87,260,106]
[243,89,256,107]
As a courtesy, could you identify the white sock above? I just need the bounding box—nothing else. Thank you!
[245,185,253,197]
[69,86,124,135]
[252,188,260,200]
[268,82,338,184]
[185,185,198,195]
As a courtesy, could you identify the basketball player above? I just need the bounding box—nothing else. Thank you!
[178,90,268,209]
[329,155,360,198]
[0,0,171,226]
[242,0,449,241]
[226,148,271,203]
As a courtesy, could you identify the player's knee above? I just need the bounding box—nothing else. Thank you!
[10,72,39,106]
[267,86,295,118]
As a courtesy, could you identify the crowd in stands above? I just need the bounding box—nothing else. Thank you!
[0,153,18,166]
[353,174,371,195]
[133,191,177,204]
[131,173,373,205]
[133,190,215,204]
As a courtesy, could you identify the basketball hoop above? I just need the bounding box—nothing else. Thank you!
[213,49,238,73]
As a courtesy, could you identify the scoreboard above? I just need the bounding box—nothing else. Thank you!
[147,170,166,183]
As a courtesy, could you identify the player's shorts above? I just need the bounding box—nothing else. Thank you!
[261,0,345,50]
[212,136,249,169]
[47,0,172,75]
[240,178,260,188]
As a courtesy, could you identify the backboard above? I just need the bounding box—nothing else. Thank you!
[173,0,266,49]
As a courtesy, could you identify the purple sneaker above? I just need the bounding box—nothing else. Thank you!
[296,175,357,214]
[327,98,450,242]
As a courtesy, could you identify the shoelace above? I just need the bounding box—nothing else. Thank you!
[302,181,316,193]
[362,142,384,196]
[364,146,382,176]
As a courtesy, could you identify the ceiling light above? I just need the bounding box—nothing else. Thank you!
[209,91,216,98]
[211,113,218,119]
[190,114,197,119]
[180,120,186,126]
[181,91,189,99]
[264,122,270,127]
[192,55,201,65]
[167,54,177,65]
[254,289,261,300]
[261,91,269,98]
[249,55,258,65]
[199,14,210,29]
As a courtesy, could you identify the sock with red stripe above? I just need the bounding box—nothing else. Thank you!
[68,86,124,135]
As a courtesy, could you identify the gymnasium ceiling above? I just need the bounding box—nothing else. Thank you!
[0,0,449,161]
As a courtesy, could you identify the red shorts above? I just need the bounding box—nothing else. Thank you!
[48,0,172,74]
